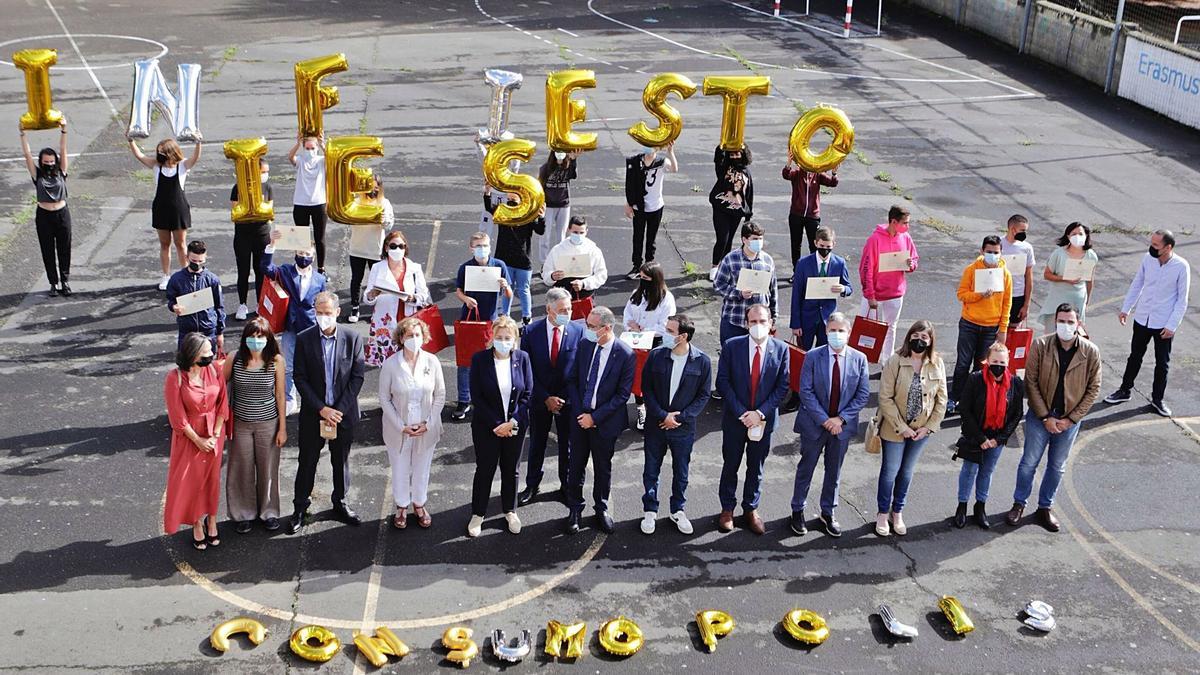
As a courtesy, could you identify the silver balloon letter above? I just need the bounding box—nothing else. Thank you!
[127,59,202,142]
[491,629,531,663]
[480,69,523,141]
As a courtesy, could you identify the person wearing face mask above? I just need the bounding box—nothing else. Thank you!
[362,230,431,367]
[713,222,778,351]
[564,307,636,535]
[624,142,679,280]
[874,321,947,536]
[783,227,853,414]
[494,197,546,333]
[230,158,274,321]
[623,262,676,430]
[1007,303,1100,532]
[1104,230,1189,417]
[347,177,395,323]
[790,312,870,538]
[480,183,505,241]
[518,288,584,506]
[782,150,839,268]
[262,234,328,415]
[164,332,228,550]
[288,131,329,274]
[166,240,225,354]
[289,292,366,534]
[708,145,755,281]
[858,205,920,362]
[453,232,513,420]
[222,318,286,533]
[1001,214,1036,328]
[953,343,1024,529]
[1037,222,1097,335]
[639,314,711,536]
[946,235,1013,416]
[467,316,534,537]
[129,135,202,290]
[537,149,579,264]
[715,304,790,535]
[543,216,609,305]
[20,117,73,296]
[379,317,446,530]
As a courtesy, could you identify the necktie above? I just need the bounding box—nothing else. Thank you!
[828,353,841,418]
[550,326,561,366]
[749,345,761,407]
[584,345,602,411]
[819,260,827,276]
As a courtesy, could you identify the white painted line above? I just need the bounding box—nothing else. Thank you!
[351,472,394,675]
[0,34,169,70]
[557,27,580,37]
[43,0,120,117]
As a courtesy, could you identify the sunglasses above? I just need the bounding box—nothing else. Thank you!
[387,243,406,250]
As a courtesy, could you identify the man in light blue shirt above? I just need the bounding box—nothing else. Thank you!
[1104,230,1190,417]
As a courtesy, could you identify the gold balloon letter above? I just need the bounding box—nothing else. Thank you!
[544,620,587,659]
[295,53,348,138]
[695,609,734,653]
[702,75,770,151]
[939,595,975,635]
[545,69,598,152]
[482,138,544,227]
[224,137,273,224]
[788,106,855,173]
[782,609,830,645]
[442,626,478,668]
[209,617,268,653]
[353,626,410,668]
[629,73,697,148]
[14,49,63,130]
[598,616,644,657]
[325,135,383,225]
[289,625,341,663]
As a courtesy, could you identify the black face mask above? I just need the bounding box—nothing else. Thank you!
[908,338,928,354]
[40,163,56,173]
[1148,246,1162,258]
[1014,231,1027,242]
[188,261,204,273]
[156,152,168,164]
[816,247,833,258]
[988,364,1007,378]
[295,256,313,269]
[196,356,214,368]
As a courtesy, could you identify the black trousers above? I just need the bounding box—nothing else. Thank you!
[788,213,821,270]
[233,224,270,305]
[349,256,372,308]
[567,426,617,515]
[1120,321,1173,403]
[711,209,742,266]
[631,207,664,267]
[35,206,72,286]
[471,431,525,516]
[525,403,573,491]
[293,204,328,269]
[1009,295,1027,327]
[293,415,354,514]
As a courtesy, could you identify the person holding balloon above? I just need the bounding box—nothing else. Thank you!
[129,135,202,290]
[347,177,395,324]
[19,116,72,296]
[537,150,579,265]
[708,145,754,282]
[288,131,329,275]
[229,157,273,321]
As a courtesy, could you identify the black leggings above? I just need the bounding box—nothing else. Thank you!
[349,256,373,308]
[233,224,270,304]
[293,204,328,269]
[36,206,72,286]
[711,209,743,266]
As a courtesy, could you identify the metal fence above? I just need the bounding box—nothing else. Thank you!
[1070,0,1200,50]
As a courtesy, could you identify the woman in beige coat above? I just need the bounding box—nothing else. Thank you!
[874,320,947,536]
[379,316,446,529]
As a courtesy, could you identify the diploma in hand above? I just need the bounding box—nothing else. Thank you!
[736,268,771,295]
[175,288,215,315]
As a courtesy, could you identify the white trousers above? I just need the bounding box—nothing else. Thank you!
[387,435,437,508]
[538,205,571,264]
[859,296,905,361]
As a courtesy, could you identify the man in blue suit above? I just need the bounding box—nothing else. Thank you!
[518,288,584,505]
[564,306,635,534]
[784,226,854,414]
[262,233,327,414]
[639,314,712,535]
[791,312,871,538]
[715,304,790,535]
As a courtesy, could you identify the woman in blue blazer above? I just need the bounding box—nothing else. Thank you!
[467,316,534,537]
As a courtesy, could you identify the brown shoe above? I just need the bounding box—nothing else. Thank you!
[717,510,734,532]
[744,509,765,535]
[1035,508,1060,532]
[1005,503,1024,526]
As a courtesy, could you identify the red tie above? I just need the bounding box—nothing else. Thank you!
[550,327,561,366]
[749,345,761,406]
[828,353,841,418]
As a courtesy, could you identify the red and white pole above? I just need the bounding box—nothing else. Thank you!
[774,0,781,16]
[844,0,854,37]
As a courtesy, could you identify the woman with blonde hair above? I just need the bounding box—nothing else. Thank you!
[129,135,202,289]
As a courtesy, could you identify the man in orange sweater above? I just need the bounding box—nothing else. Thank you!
[947,235,1012,416]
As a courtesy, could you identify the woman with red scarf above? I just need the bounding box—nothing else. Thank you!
[954,343,1024,529]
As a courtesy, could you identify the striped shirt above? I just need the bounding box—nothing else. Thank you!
[231,358,278,423]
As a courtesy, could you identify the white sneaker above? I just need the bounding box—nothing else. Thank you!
[467,514,484,537]
[505,512,522,534]
[285,400,300,416]
[636,405,646,432]
[157,275,170,291]
[235,304,249,321]
[891,512,907,536]
[875,513,891,537]
[640,511,656,535]
[670,510,693,535]
[708,266,718,282]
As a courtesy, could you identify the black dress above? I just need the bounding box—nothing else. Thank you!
[152,164,192,231]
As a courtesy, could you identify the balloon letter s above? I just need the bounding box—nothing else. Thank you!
[628,73,697,148]
[482,138,544,226]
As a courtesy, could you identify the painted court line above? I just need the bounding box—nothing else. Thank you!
[43,0,119,117]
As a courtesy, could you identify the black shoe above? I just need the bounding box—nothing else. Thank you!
[60,282,72,297]
[781,392,801,414]
[333,506,362,526]
[451,402,472,421]
[973,501,990,530]
[264,517,281,531]
[565,512,581,535]
[710,388,722,401]
[235,520,253,534]
[517,486,539,506]
[287,512,307,535]
[954,502,968,529]
[1103,388,1132,404]
[819,512,841,537]
[1151,400,1173,417]
[48,284,59,297]
[789,512,808,536]
[596,511,615,534]
[625,266,642,281]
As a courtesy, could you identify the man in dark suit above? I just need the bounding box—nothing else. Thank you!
[518,288,584,505]
[564,306,635,534]
[639,314,711,535]
[715,304,790,535]
[791,312,871,538]
[261,235,327,414]
[288,291,366,534]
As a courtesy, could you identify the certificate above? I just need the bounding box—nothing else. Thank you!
[273,225,312,251]
[878,251,910,273]
[369,267,404,296]
[1001,254,1026,276]
[464,265,503,292]
[974,267,1005,293]
[175,288,215,315]
[557,253,592,278]
[1061,257,1096,281]
[805,276,841,300]
[619,330,656,350]
[736,268,771,295]
[349,223,386,261]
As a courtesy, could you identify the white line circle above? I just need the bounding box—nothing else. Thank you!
[0,34,168,70]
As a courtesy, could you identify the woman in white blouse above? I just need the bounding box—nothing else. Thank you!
[379,316,446,529]
[363,230,431,366]
[622,262,676,431]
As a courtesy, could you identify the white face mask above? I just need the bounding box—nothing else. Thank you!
[316,314,336,332]
[1069,234,1087,248]
[474,245,490,261]
[568,233,585,246]
[554,151,567,162]
[388,248,405,261]
[827,330,849,350]
[748,323,770,341]
[403,336,422,353]
[493,338,515,355]
[260,173,269,183]
[1056,322,1077,342]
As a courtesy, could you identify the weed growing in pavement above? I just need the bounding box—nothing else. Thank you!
[852,149,871,165]
[918,216,962,235]
[9,194,36,225]
[875,171,891,182]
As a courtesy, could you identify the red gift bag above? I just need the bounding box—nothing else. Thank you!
[1006,327,1033,372]
[413,304,450,355]
[259,277,290,334]
[454,308,493,367]
[570,293,594,321]
[631,348,651,397]
[787,341,807,393]
[850,309,889,364]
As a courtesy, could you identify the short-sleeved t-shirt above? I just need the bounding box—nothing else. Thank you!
[1000,238,1036,297]
[642,158,667,212]
[456,257,510,321]
[293,155,326,206]
[230,182,274,226]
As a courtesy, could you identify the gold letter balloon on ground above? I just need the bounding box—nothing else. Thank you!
[353,626,410,668]
[442,626,478,668]
[695,609,735,652]
[289,625,341,663]
[598,616,644,656]
[782,609,830,645]
[209,617,268,653]
[544,620,587,659]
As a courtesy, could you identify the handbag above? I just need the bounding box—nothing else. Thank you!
[454,307,493,367]
[850,308,889,364]
[259,276,290,334]
[864,415,882,454]
[1005,327,1033,372]
[413,304,450,354]
[570,291,594,321]
[787,340,806,394]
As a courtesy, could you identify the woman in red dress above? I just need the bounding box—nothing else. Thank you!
[164,332,229,549]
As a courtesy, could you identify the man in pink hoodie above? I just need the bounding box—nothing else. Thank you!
[858,205,920,360]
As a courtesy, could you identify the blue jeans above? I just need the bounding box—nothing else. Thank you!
[957,444,1003,502]
[1014,410,1080,509]
[718,317,748,350]
[950,318,998,403]
[791,430,851,516]
[877,436,930,513]
[280,330,297,406]
[642,428,694,513]
[718,424,772,511]
[500,267,533,319]
[457,366,471,404]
